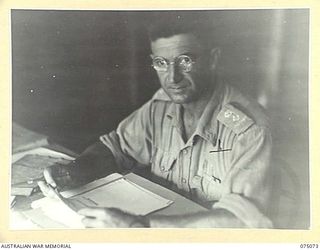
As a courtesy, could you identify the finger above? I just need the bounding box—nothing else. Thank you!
[81,217,108,228]
[37,181,57,198]
[78,207,111,219]
[43,167,57,188]
[38,181,49,196]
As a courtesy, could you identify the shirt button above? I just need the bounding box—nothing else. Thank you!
[183,148,188,154]
[160,166,165,172]
[182,178,187,183]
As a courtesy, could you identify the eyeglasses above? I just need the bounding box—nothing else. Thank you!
[151,54,195,73]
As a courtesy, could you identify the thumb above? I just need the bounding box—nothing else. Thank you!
[43,167,57,188]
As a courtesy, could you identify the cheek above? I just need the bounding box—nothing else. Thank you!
[191,66,210,82]
[156,72,166,84]
[184,73,200,87]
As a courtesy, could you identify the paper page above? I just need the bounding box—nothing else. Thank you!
[68,177,173,216]
[10,210,42,230]
[12,147,75,163]
[12,154,73,185]
[11,152,74,196]
[31,174,173,228]
[31,198,85,229]
[61,173,124,198]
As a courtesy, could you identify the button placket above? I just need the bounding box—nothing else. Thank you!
[180,145,193,191]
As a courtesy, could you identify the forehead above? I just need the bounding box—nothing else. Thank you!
[151,33,201,59]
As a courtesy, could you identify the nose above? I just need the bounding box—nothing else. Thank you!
[167,63,183,83]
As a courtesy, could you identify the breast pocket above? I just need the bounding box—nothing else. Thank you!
[201,173,223,201]
[151,147,177,182]
[194,157,224,201]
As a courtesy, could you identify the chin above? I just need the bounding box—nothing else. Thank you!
[163,86,195,104]
[169,94,192,104]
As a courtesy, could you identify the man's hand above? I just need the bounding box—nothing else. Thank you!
[78,207,149,228]
[38,164,76,198]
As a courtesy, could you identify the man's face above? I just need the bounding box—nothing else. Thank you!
[151,33,212,104]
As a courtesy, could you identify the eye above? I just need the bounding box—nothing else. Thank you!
[178,55,193,65]
[153,58,167,67]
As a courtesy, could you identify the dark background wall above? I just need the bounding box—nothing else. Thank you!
[12,10,160,151]
[12,9,309,228]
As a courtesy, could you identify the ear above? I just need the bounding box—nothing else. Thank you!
[209,48,221,71]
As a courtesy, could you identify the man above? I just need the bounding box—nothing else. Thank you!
[38,19,273,228]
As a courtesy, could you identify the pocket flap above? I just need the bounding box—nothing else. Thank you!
[152,147,177,173]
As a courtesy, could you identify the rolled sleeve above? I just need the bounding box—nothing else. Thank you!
[100,101,154,170]
[213,126,274,228]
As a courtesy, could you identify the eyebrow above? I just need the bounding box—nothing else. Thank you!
[180,52,197,59]
[153,52,198,60]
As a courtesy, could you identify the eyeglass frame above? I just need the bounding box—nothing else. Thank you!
[151,54,196,73]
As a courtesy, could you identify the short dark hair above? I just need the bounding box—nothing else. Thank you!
[147,13,205,44]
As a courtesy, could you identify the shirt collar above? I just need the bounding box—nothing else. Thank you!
[151,88,171,101]
[159,79,225,146]
[194,80,224,146]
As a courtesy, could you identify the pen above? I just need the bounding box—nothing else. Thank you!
[47,183,59,193]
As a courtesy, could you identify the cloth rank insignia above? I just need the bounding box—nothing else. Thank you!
[217,104,254,134]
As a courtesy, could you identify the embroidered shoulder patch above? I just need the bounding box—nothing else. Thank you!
[217,104,254,134]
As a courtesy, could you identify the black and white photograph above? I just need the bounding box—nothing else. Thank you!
[10,9,309,230]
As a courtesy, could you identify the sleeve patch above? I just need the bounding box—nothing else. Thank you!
[217,104,254,134]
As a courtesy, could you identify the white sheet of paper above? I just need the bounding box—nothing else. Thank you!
[10,210,41,230]
[69,178,173,216]
[31,173,173,228]
[12,147,75,163]
[32,198,85,229]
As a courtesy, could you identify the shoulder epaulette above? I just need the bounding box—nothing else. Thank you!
[217,104,254,134]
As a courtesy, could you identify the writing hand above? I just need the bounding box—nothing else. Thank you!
[38,165,73,198]
[37,180,60,199]
[78,207,149,228]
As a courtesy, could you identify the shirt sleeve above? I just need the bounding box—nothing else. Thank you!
[212,125,274,228]
[100,100,154,170]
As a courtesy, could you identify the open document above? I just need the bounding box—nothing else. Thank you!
[30,173,173,228]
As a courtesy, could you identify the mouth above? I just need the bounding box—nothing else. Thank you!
[167,86,188,94]
[168,85,187,91]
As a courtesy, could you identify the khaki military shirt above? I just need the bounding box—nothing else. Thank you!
[100,79,273,228]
